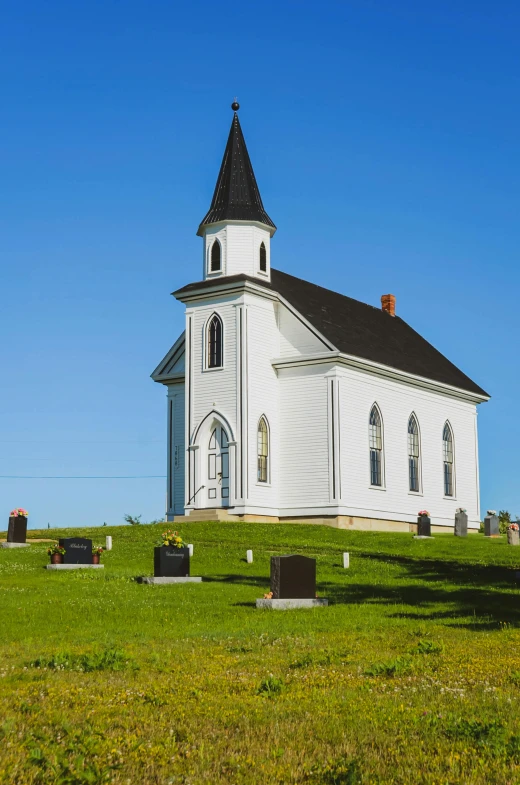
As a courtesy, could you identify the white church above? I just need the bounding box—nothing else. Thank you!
[152,103,489,532]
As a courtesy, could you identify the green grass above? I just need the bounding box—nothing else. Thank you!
[1,522,520,784]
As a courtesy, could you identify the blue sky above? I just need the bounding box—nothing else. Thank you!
[1,0,518,527]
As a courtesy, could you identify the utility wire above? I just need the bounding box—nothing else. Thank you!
[0,475,166,479]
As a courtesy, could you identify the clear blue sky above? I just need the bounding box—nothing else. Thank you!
[1,0,518,528]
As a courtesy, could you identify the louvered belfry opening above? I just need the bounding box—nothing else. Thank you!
[198,111,276,233]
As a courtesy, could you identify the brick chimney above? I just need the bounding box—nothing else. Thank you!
[381,294,396,316]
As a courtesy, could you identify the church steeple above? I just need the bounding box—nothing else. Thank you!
[197,103,276,236]
[197,103,276,282]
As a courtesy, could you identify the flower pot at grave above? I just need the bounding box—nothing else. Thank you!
[417,515,431,537]
[154,546,190,578]
[92,554,100,564]
[507,530,520,546]
[51,553,63,565]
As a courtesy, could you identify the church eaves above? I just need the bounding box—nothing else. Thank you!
[197,105,276,236]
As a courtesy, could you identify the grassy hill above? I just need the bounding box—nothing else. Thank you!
[1,522,520,784]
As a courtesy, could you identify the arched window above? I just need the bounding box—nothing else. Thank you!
[257,416,269,483]
[207,314,223,368]
[443,422,454,496]
[408,415,420,492]
[369,405,383,487]
[259,242,267,273]
[210,240,221,272]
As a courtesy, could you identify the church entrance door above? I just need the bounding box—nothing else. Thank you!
[205,426,229,508]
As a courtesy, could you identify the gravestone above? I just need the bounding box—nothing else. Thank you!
[7,515,27,544]
[507,527,520,546]
[417,515,432,538]
[154,546,190,578]
[484,514,499,537]
[454,510,468,537]
[271,555,316,599]
[59,537,92,564]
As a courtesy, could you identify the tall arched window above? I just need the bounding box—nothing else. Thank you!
[257,416,269,483]
[408,414,420,492]
[443,422,454,496]
[259,242,267,273]
[210,240,221,272]
[369,405,383,487]
[207,314,223,368]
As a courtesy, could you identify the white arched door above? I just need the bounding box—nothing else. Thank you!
[206,426,229,507]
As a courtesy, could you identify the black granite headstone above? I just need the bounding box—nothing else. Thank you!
[59,537,92,564]
[417,515,431,537]
[7,516,27,544]
[484,515,499,537]
[154,546,190,578]
[271,555,316,599]
[454,511,468,537]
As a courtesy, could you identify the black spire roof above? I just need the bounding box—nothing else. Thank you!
[197,109,276,235]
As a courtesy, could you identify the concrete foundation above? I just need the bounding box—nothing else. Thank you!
[45,564,104,570]
[137,576,202,584]
[1,542,30,548]
[256,598,328,610]
[172,509,479,534]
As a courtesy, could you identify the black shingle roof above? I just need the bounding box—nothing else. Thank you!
[198,112,276,234]
[174,269,488,398]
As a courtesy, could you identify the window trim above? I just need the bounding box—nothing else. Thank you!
[207,238,223,276]
[442,420,456,498]
[204,312,224,371]
[258,241,268,275]
[368,403,385,489]
[407,412,422,494]
[256,415,270,485]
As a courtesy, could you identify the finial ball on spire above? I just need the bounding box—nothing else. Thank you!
[231,100,240,111]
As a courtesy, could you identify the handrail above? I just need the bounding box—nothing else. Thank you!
[187,485,205,505]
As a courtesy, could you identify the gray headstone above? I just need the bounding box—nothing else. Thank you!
[484,515,499,537]
[454,511,468,537]
[507,528,520,546]
[271,555,316,599]
[7,516,27,544]
[59,537,92,564]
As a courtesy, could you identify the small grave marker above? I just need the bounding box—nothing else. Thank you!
[246,549,253,564]
[484,513,500,537]
[454,509,468,537]
[188,544,194,557]
[343,552,350,569]
[105,536,112,551]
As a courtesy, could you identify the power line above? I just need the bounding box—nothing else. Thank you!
[0,475,166,479]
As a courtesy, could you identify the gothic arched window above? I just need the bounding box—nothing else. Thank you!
[369,405,383,487]
[443,422,454,496]
[207,314,223,368]
[257,416,269,483]
[210,240,221,272]
[259,242,267,273]
[408,414,420,492]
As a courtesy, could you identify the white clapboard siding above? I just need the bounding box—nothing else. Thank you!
[277,303,327,357]
[189,296,238,437]
[278,369,330,507]
[167,384,185,516]
[245,294,280,509]
[202,224,271,281]
[337,366,480,527]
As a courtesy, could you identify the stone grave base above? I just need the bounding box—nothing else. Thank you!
[2,542,30,548]
[46,564,105,570]
[256,598,328,610]
[138,576,202,585]
[413,535,433,540]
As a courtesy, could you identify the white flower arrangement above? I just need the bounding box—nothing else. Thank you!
[487,510,497,516]
[456,508,467,513]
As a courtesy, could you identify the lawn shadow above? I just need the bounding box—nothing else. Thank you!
[320,552,520,630]
[202,573,268,589]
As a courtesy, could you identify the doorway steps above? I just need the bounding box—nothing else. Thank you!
[173,508,241,523]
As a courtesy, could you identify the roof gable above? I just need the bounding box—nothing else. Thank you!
[173,270,488,398]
